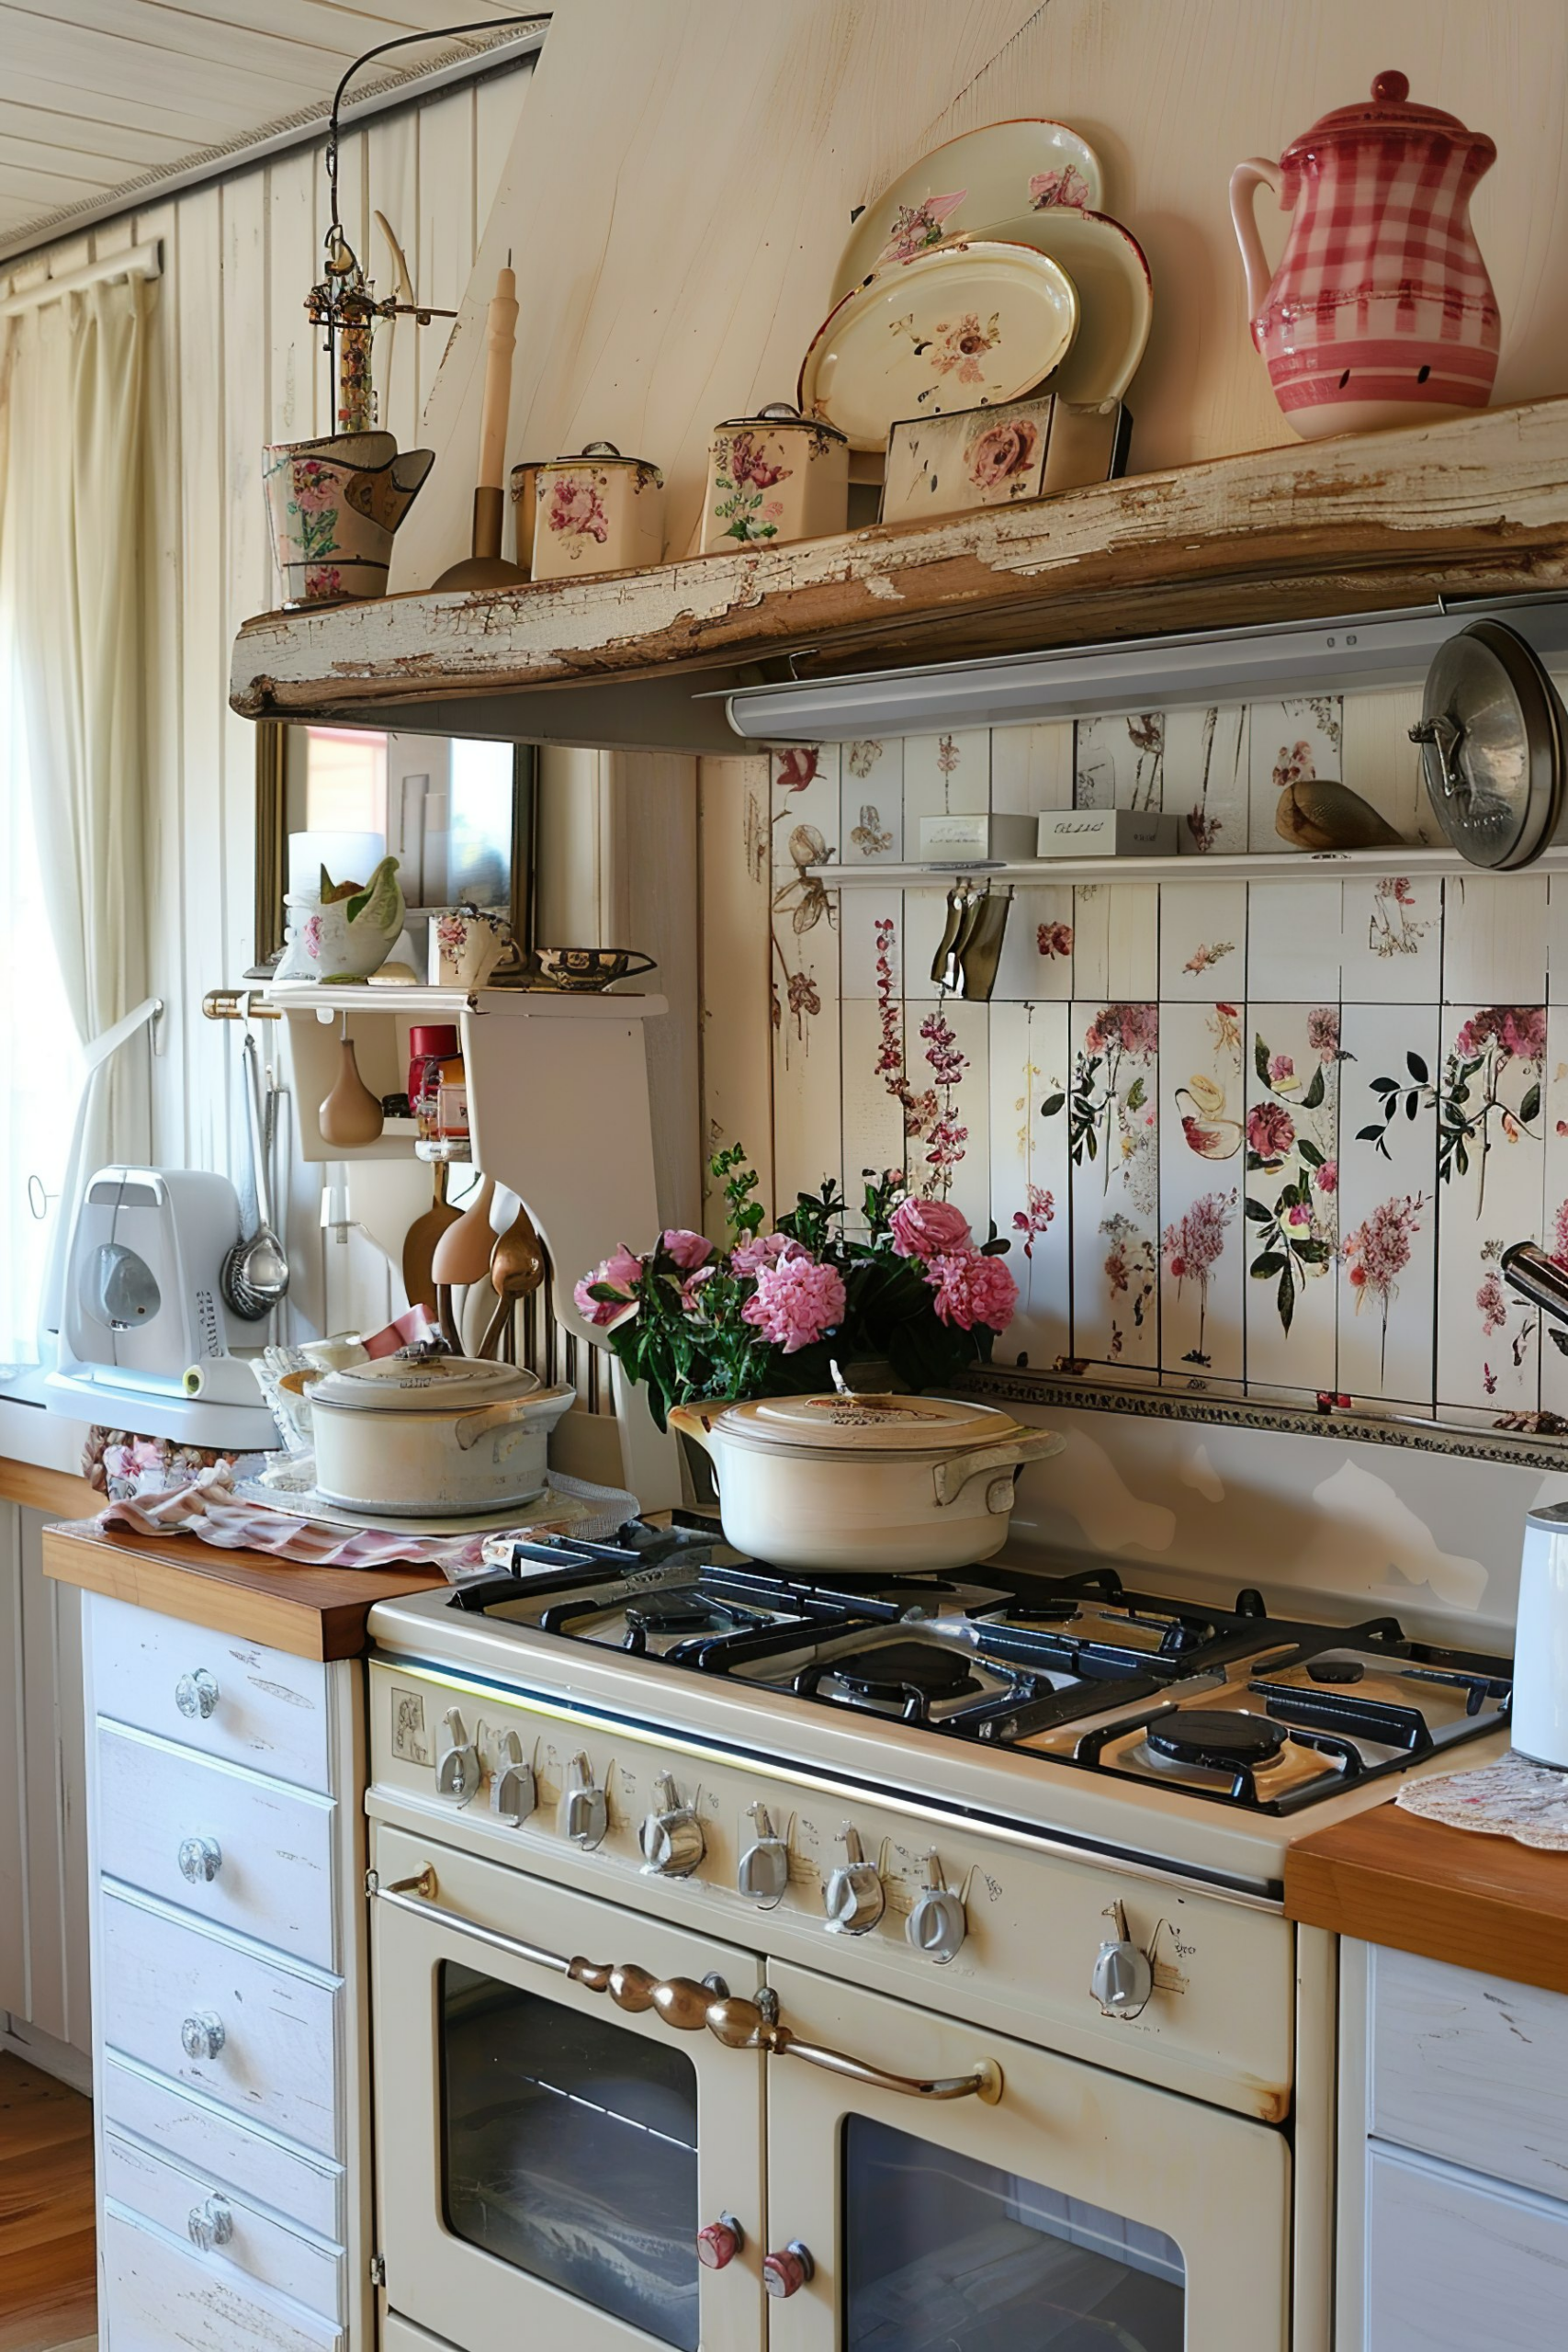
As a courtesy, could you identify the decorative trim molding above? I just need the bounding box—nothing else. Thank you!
[958,1366,1568,1473]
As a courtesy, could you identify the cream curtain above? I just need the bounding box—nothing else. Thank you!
[0,275,155,1361]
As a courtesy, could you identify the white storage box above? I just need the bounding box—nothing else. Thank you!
[917,811,1040,862]
[1036,808,1180,857]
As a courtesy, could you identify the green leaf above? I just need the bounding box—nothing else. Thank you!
[1125,1075,1145,1113]
[1406,1091,1419,1121]
[1521,1082,1542,1125]
[1039,1092,1066,1119]
[1356,1123,1386,1143]
[1249,1251,1288,1278]
[1406,1051,1429,1083]
[1277,1262,1295,1332]
[1294,1238,1332,1264]
[1298,1138,1325,1168]
[1243,1196,1272,1222]
[1301,1067,1326,1112]
[1370,1075,1400,1094]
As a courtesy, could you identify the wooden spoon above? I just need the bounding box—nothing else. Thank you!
[401,1162,461,1316]
[318,1017,384,1148]
[431,1173,496,1351]
[477,1202,545,1360]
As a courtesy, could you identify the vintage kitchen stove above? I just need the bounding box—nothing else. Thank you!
[365,1522,1512,2352]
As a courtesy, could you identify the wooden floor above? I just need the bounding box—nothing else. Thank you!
[0,2055,96,2352]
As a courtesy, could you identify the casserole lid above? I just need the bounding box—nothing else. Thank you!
[709,1392,1021,1453]
[311,1352,542,1414]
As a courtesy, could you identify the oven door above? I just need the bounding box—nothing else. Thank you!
[371,1824,766,2352]
[761,1959,1290,2352]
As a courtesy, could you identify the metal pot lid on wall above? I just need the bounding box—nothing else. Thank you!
[1414,616,1568,869]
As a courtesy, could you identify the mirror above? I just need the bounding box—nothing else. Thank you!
[252,719,537,973]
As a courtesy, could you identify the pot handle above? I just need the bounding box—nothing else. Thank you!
[667,1403,717,1457]
[454,1386,566,1451]
[1228,157,1281,325]
[932,1429,1066,1510]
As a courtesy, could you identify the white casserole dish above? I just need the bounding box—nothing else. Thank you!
[309,1352,573,1517]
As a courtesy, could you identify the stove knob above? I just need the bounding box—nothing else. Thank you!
[762,2242,815,2299]
[435,1709,479,1802]
[558,1754,608,1848]
[824,1826,885,1937]
[738,1804,791,1904]
[696,2212,745,2270]
[640,1774,705,1876]
[906,1853,966,1963]
[490,1730,536,1826]
[1091,1901,1153,2018]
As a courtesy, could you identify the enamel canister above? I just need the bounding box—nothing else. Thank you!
[701,403,849,552]
[529,441,664,581]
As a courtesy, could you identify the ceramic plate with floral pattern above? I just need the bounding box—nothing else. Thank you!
[798,241,1078,453]
[834,119,1103,302]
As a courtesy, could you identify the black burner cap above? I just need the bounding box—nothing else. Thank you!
[1146,1710,1287,1770]
[1306,1657,1364,1684]
[626,1590,721,1634]
[833,1642,980,1701]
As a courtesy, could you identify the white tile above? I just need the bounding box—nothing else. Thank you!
[1069,883,1110,1001]
[772,745,843,1211]
[1105,881,1160,998]
[838,736,904,863]
[1442,873,1548,1003]
[1540,1014,1568,1419]
[1247,877,1342,999]
[1340,684,1438,842]
[1435,1002,1546,1415]
[1165,704,1248,855]
[1063,1001,1161,1371]
[1075,713,1166,811]
[1158,1001,1246,1383]
[991,885,1076,1001]
[991,721,1073,814]
[988,1001,1072,1371]
[1158,881,1247,1001]
[1242,1002,1343,1395]
[1337,1004,1439,1409]
[1246,694,1344,851]
[1340,871,1442,1001]
[1546,876,1568,1003]
[903,729,990,827]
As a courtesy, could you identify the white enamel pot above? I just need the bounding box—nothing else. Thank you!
[667,1392,1065,1573]
[309,1352,573,1516]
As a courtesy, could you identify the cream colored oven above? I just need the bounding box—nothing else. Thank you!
[370,1815,1289,2352]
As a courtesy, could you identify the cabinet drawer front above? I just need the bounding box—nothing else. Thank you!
[101,1890,342,2158]
[92,1594,332,1792]
[104,2129,344,2322]
[102,2202,344,2352]
[1370,1945,1568,2200]
[1367,2145,1568,2351]
[98,1723,336,1968]
[102,2055,344,2244]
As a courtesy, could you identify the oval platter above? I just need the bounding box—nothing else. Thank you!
[834,118,1105,300]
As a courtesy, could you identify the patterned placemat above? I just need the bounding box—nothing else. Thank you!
[1396,1753,1568,1851]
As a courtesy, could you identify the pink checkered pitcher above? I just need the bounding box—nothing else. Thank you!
[1230,71,1499,440]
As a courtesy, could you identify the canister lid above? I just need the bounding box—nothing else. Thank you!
[311,1352,542,1413]
[546,440,662,475]
[718,401,848,442]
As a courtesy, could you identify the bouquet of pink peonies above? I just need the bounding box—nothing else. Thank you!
[574,1146,1018,1430]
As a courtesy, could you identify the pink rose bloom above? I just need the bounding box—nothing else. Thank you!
[1247,1102,1296,1160]
[1268,1053,1294,1084]
[741,1254,846,1354]
[1286,1202,1312,1227]
[1314,1159,1337,1194]
[928,1247,1019,1333]
[890,1196,973,1261]
[572,1242,644,1329]
[731,1229,798,1278]
[661,1227,713,1271]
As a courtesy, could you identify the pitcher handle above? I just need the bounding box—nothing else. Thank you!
[1228,158,1281,328]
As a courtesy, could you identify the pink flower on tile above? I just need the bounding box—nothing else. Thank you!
[1268,1053,1295,1085]
[1553,1198,1568,1270]
[1313,1159,1338,1194]
[927,1247,1018,1332]
[774,747,820,793]
[1247,1102,1296,1160]
[1456,1005,1547,1065]
[1036,921,1074,959]
[1011,1183,1055,1261]
[741,1254,846,1353]
[1307,1006,1341,1063]
[660,1227,713,1272]
[1477,1268,1508,1338]
[890,1197,972,1261]
[1084,1003,1157,1058]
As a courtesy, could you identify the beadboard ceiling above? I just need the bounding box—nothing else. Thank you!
[0,0,536,256]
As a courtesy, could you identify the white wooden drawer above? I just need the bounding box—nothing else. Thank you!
[98,1722,337,1968]
[101,2054,344,2244]
[1366,2143,1568,2350]
[101,1888,342,2158]
[102,2201,344,2352]
[92,1593,332,1792]
[1370,1945,1568,2200]
[104,2128,344,2322]
[383,2321,449,2349]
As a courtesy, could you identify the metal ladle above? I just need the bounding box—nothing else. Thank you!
[221,1033,291,1321]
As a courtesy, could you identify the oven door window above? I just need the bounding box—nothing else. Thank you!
[843,2112,1185,2349]
[440,1962,700,2351]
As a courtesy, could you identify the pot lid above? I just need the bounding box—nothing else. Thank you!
[1284,71,1494,163]
[710,1392,1020,1453]
[718,402,848,441]
[1414,619,1567,870]
[547,439,661,475]
[311,1352,543,1413]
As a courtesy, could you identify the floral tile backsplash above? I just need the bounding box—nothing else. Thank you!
[767,691,1568,1433]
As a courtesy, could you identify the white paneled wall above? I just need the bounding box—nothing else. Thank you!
[1,66,532,1346]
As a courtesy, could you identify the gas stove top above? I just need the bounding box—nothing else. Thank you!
[450,1521,1511,1817]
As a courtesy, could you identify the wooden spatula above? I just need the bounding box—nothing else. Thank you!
[401,1162,461,1316]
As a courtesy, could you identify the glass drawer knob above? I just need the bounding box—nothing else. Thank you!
[697,2213,745,2270]
[175,1669,220,1721]
[178,1836,222,1884]
[181,2011,225,2062]
[763,2243,815,2299]
[187,2195,233,2253]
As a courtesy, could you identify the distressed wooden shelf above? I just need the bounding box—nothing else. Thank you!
[229,398,1568,754]
[813,845,1568,888]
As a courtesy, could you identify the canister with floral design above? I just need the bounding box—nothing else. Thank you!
[701,402,850,552]
[529,441,665,581]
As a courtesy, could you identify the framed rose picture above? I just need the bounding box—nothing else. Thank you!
[880,392,1055,525]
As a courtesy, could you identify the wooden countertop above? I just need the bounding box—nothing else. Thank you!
[42,1521,445,1662]
[1288,1794,1568,1997]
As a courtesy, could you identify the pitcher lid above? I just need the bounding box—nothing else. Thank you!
[1284,72,1495,164]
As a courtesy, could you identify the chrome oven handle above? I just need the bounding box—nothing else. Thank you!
[374,1868,1002,2104]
